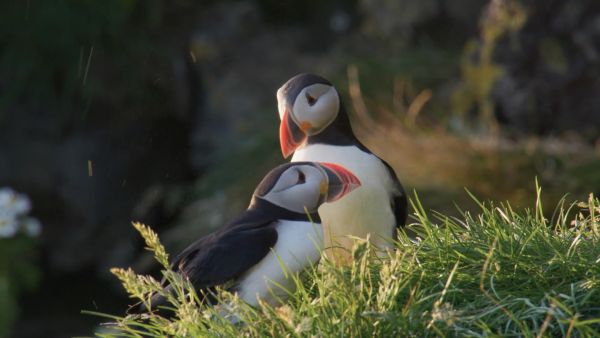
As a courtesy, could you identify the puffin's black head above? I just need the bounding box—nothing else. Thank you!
[276,74,341,158]
[251,162,360,214]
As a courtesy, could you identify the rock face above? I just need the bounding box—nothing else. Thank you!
[0,106,193,272]
[490,0,600,141]
[360,0,439,40]
[360,0,486,42]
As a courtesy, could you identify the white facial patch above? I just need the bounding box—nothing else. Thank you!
[276,87,287,120]
[260,165,327,214]
[291,84,340,135]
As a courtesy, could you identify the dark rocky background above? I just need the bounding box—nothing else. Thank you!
[0,1,599,337]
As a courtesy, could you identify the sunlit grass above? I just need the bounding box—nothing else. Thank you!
[87,188,600,337]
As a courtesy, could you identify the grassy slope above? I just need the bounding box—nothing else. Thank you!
[90,189,600,337]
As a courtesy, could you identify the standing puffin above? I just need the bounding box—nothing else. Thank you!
[147,162,360,310]
[276,73,407,262]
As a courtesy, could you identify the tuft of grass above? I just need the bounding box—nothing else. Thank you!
[87,191,600,337]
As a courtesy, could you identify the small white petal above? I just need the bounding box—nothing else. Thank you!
[0,187,17,207]
[11,193,32,215]
[23,217,42,236]
[0,218,19,238]
[0,208,17,223]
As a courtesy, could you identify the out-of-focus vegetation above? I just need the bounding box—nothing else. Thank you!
[452,0,527,135]
[0,0,166,116]
[0,237,39,338]
[1,0,599,337]
[349,65,600,214]
[93,192,600,337]
[0,189,41,338]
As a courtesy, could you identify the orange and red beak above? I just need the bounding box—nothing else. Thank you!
[319,162,361,202]
[279,109,308,158]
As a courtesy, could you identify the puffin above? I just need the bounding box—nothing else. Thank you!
[146,161,360,311]
[276,73,407,262]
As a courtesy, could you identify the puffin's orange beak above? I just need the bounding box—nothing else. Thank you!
[320,162,361,202]
[279,109,307,158]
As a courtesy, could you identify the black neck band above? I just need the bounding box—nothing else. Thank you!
[306,104,370,153]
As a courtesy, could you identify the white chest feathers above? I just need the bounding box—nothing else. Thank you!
[236,220,323,306]
[292,144,398,259]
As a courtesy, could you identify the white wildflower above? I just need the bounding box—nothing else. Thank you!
[0,187,42,238]
[0,187,32,215]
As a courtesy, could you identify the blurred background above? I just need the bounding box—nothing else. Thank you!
[1,0,599,337]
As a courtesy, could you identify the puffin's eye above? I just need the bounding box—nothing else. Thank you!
[306,92,317,106]
[297,171,306,184]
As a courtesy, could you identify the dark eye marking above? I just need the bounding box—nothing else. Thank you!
[306,92,317,106]
[297,171,306,184]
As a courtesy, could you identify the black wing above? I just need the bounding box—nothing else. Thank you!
[171,210,278,289]
[146,209,278,310]
[380,159,408,228]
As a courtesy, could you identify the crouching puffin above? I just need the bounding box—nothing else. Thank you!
[276,73,408,262]
[146,162,360,311]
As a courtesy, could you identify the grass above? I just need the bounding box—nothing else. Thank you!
[87,187,600,337]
